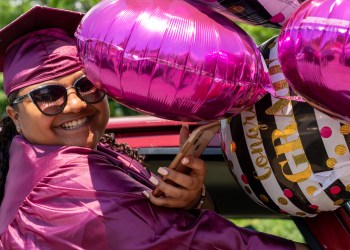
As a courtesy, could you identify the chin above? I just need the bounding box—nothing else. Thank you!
[67,133,100,149]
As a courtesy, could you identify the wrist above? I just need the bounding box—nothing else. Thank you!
[195,185,206,209]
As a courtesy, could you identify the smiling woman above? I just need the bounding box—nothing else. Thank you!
[7,71,109,148]
[0,5,307,250]
[0,3,208,199]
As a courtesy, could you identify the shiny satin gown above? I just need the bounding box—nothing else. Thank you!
[0,136,294,249]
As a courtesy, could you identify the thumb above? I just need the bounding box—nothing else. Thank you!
[179,124,190,148]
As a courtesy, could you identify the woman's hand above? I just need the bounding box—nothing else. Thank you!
[142,125,214,209]
[146,156,206,209]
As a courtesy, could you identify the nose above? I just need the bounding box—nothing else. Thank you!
[62,89,87,113]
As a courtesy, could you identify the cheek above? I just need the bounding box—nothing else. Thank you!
[18,105,46,130]
[95,99,110,132]
[18,111,55,143]
[101,98,110,119]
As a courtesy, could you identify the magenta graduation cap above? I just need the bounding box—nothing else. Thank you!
[0,5,84,96]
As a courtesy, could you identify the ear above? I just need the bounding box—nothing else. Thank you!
[6,106,19,125]
[6,106,22,133]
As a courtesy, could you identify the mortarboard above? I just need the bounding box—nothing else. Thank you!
[0,5,84,96]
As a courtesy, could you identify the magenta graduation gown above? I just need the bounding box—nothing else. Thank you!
[0,136,295,249]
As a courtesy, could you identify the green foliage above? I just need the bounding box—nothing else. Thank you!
[231,218,306,243]
[108,98,139,117]
[238,23,280,45]
[0,1,279,117]
[0,1,99,29]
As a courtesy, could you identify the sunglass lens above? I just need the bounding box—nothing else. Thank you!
[75,77,105,104]
[30,86,66,115]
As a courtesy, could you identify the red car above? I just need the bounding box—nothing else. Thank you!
[106,115,350,250]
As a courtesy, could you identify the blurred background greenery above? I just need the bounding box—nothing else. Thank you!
[0,0,279,118]
[231,218,305,243]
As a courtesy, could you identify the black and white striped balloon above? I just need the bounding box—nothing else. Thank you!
[220,37,350,217]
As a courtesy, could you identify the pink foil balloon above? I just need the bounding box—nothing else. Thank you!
[190,0,306,28]
[75,0,270,121]
[278,0,350,123]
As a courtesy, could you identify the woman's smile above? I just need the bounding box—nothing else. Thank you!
[60,116,89,130]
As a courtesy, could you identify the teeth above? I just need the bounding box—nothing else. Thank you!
[61,117,88,130]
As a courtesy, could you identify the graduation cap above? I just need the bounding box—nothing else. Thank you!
[0,5,84,96]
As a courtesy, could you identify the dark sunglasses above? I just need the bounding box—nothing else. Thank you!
[11,75,106,116]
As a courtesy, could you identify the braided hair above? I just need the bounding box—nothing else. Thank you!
[0,92,145,204]
[99,133,145,164]
[0,116,17,203]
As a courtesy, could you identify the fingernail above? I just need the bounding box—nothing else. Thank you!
[182,124,189,129]
[142,190,150,198]
[149,176,159,186]
[158,167,168,176]
[181,157,189,164]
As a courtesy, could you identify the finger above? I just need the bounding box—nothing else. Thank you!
[143,190,188,208]
[180,157,206,177]
[156,158,206,191]
[157,167,199,191]
[179,124,190,148]
[149,174,181,197]
[150,174,189,199]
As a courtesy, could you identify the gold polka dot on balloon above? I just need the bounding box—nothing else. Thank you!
[259,194,269,203]
[296,212,306,217]
[335,144,347,156]
[326,158,337,168]
[340,124,350,135]
[345,185,350,192]
[227,5,245,14]
[269,65,282,75]
[306,186,317,195]
[230,141,237,152]
[334,199,344,206]
[278,197,288,205]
